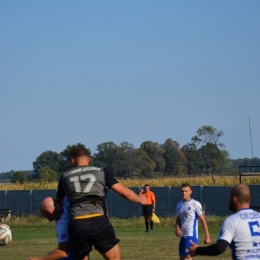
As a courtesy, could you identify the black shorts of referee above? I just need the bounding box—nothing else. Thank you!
[68,215,120,260]
[143,204,153,216]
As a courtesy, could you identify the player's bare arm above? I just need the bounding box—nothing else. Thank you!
[175,216,182,237]
[199,214,211,244]
[111,183,147,205]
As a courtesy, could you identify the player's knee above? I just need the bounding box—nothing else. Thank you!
[102,245,120,260]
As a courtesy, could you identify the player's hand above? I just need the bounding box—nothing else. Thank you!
[139,196,147,205]
[175,228,182,237]
[204,236,211,244]
[188,240,198,256]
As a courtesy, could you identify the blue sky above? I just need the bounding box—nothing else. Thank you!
[1,1,259,172]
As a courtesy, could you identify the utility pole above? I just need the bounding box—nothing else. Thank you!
[248,116,253,159]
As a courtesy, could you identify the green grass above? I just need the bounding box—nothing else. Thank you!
[1,217,232,260]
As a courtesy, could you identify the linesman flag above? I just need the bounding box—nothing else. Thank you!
[152,213,160,223]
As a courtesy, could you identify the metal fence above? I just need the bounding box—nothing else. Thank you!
[1,185,260,217]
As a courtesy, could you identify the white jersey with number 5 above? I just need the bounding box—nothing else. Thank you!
[218,208,260,260]
[176,199,204,238]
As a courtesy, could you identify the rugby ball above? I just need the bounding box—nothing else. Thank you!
[0,224,12,245]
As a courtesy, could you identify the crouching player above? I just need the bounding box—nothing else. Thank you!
[27,197,73,260]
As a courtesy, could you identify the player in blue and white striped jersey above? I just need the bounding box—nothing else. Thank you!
[27,196,74,260]
[175,183,211,260]
[189,184,260,260]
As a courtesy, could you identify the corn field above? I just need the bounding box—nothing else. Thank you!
[1,175,260,190]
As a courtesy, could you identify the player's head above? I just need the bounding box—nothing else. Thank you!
[70,146,91,166]
[144,184,150,192]
[229,184,251,212]
[40,197,62,221]
[181,183,192,201]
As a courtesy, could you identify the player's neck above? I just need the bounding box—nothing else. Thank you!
[236,203,250,211]
[76,163,90,166]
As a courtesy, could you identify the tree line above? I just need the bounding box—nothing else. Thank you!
[2,125,259,184]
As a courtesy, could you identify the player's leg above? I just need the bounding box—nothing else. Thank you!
[179,236,198,260]
[143,205,149,232]
[101,244,120,260]
[144,216,149,232]
[91,216,120,260]
[147,204,153,232]
[180,256,192,260]
[68,219,92,260]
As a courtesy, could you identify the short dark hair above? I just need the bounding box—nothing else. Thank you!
[70,146,91,158]
[144,184,150,187]
[181,183,191,189]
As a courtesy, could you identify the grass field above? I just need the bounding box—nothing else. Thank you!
[1,216,232,260]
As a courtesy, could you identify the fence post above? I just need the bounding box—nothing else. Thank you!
[29,190,32,215]
[168,186,171,215]
[200,185,203,205]
[4,190,7,208]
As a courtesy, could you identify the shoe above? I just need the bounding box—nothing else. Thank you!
[149,230,153,233]
[144,230,148,232]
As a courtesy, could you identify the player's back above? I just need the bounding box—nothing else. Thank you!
[61,166,107,218]
[218,208,260,259]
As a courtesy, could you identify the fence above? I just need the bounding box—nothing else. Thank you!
[0,185,260,217]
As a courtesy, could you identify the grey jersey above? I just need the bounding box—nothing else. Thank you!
[57,166,118,219]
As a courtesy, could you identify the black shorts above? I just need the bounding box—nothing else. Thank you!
[68,216,120,260]
[143,204,153,216]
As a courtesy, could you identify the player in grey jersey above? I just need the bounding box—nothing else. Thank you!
[189,184,260,259]
[56,146,146,260]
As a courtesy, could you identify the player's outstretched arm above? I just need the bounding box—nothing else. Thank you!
[27,242,68,260]
[199,214,211,244]
[189,239,229,256]
[111,183,147,205]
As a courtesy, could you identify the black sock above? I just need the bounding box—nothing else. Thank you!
[149,221,153,231]
[145,221,149,231]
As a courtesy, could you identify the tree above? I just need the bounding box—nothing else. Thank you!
[94,142,136,177]
[200,143,222,173]
[163,138,187,176]
[181,143,204,175]
[216,150,232,172]
[11,171,28,184]
[191,125,225,184]
[33,151,61,177]
[134,149,156,177]
[38,166,57,183]
[140,141,165,173]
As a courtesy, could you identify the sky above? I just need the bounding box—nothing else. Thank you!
[1,1,260,173]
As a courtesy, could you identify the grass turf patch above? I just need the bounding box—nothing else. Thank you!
[1,216,231,260]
